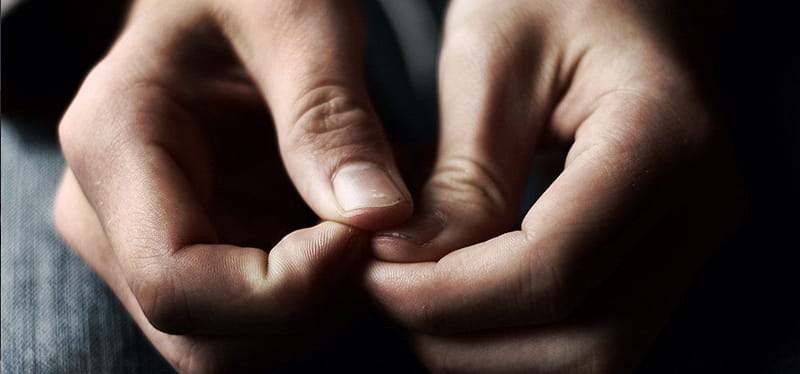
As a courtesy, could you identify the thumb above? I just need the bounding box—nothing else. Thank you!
[213,0,412,230]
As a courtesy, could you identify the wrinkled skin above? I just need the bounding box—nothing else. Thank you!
[55,0,743,372]
[365,0,743,372]
[55,1,384,371]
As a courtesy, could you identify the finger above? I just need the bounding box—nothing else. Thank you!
[53,171,329,372]
[366,73,717,333]
[54,170,266,372]
[60,66,367,335]
[57,143,364,336]
[212,0,412,230]
[371,13,560,262]
[409,165,743,373]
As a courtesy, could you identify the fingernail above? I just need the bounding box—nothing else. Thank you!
[375,210,446,246]
[333,162,406,212]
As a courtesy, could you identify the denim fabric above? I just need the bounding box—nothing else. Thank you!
[1,121,175,373]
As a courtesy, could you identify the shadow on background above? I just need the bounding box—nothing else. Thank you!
[638,1,799,372]
[1,0,126,145]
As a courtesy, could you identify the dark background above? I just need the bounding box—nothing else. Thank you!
[2,0,797,372]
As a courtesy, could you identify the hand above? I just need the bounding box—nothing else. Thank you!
[56,172,360,372]
[367,0,743,372]
[55,0,412,371]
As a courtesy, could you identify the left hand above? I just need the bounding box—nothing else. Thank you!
[366,0,743,371]
[53,1,394,369]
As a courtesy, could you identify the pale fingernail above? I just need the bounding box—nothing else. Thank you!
[333,162,405,212]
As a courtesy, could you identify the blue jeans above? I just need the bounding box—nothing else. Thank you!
[1,121,177,372]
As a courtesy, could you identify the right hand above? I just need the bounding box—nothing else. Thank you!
[365,0,743,371]
[55,0,411,371]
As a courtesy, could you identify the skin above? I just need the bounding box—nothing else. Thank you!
[54,0,742,372]
[366,0,743,372]
[55,0,408,371]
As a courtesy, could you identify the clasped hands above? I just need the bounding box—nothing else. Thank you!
[54,0,740,372]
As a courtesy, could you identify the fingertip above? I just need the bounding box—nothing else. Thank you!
[290,220,368,253]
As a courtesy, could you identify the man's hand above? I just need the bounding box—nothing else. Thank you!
[367,0,743,372]
[56,171,358,372]
[55,0,412,371]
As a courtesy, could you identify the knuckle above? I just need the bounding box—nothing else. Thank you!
[58,102,94,172]
[441,22,500,68]
[521,245,578,323]
[132,264,193,334]
[58,115,84,162]
[442,5,527,64]
[57,59,133,174]
[284,85,380,157]
[266,236,317,314]
[599,86,718,163]
[428,156,512,222]
[442,20,486,52]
